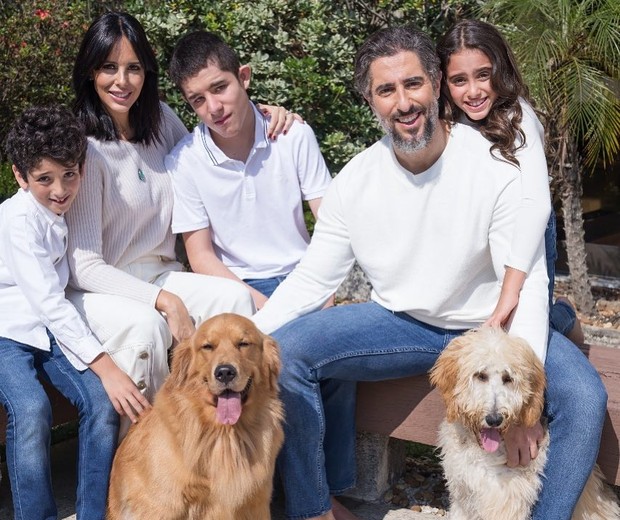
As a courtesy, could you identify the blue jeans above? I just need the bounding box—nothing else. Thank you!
[535,330,607,519]
[272,302,465,519]
[244,275,288,298]
[0,334,119,520]
[546,210,577,335]
[272,302,607,520]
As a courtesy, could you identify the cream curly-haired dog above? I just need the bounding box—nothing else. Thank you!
[429,328,619,520]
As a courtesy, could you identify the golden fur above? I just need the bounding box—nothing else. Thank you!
[429,328,620,520]
[107,313,284,520]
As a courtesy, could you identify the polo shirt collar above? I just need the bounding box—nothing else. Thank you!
[199,102,270,166]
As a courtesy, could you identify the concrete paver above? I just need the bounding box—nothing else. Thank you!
[0,437,440,519]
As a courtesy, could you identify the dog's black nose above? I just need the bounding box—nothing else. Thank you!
[485,413,503,427]
[215,364,237,384]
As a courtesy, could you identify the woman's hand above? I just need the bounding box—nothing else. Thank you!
[155,289,196,346]
[257,103,304,140]
[89,353,152,423]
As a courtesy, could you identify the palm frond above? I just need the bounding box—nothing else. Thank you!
[561,62,620,168]
[586,0,620,75]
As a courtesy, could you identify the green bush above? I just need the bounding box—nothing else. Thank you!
[0,0,121,198]
[126,0,476,173]
[0,163,17,202]
[0,1,119,152]
[0,0,477,200]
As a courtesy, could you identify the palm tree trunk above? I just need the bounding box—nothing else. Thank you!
[556,136,596,314]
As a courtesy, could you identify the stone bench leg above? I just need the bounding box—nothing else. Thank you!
[345,431,407,502]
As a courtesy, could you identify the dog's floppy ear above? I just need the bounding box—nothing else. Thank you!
[429,334,467,422]
[168,339,194,388]
[262,334,281,391]
[518,340,547,427]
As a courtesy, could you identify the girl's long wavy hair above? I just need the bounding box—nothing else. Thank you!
[72,12,161,145]
[438,19,530,167]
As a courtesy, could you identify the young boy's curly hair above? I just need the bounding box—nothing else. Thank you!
[5,105,87,182]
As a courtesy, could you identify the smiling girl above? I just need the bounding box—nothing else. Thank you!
[438,19,583,345]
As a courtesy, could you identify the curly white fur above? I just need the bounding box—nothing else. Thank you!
[430,328,620,520]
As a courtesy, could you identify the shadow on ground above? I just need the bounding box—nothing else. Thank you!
[0,437,433,520]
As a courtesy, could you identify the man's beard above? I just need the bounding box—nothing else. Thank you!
[379,100,439,154]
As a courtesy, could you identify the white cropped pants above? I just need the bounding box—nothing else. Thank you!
[67,258,254,434]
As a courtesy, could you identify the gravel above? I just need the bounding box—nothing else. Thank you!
[384,453,449,516]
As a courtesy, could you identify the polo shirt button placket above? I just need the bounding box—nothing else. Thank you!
[243,166,256,200]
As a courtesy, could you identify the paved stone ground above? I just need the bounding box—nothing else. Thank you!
[0,437,437,520]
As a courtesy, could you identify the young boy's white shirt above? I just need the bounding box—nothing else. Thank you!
[0,188,103,369]
[166,102,332,279]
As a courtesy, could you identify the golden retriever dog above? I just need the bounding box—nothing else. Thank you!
[429,328,620,520]
[107,313,284,520]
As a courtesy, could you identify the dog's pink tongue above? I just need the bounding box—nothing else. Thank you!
[216,391,242,425]
[480,428,501,453]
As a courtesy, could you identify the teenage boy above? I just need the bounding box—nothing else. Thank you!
[165,31,332,310]
[251,27,606,520]
[0,105,150,519]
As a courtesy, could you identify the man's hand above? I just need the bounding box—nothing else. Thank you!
[504,421,545,467]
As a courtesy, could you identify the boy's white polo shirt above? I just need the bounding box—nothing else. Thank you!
[166,103,331,280]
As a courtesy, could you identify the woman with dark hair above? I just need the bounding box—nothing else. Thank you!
[66,12,293,434]
[437,19,583,345]
[72,10,163,145]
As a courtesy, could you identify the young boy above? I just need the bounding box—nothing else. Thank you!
[0,105,150,519]
[165,31,332,310]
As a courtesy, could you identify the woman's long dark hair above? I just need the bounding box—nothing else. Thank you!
[438,19,530,166]
[72,11,161,145]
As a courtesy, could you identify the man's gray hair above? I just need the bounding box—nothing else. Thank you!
[354,26,441,99]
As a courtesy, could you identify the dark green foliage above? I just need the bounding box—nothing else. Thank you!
[0,163,17,203]
[0,0,477,199]
[0,1,121,162]
[127,0,476,173]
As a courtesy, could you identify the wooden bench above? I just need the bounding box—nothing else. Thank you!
[3,344,618,487]
[0,380,77,445]
[356,342,620,487]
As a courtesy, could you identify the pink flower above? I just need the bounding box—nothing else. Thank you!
[34,8,50,20]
